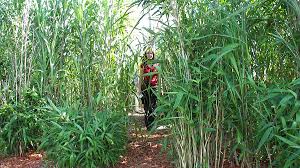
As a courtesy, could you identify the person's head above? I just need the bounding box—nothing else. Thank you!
[144,48,154,60]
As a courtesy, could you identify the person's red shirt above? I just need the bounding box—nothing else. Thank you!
[142,63,159,87]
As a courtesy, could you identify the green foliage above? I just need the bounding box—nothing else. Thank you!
[0,1,133,166]
[1,0,298,167]
[0,0,134,110]
[39,102,128,168]
[0,57,9,81]
[139,0,300,167]
[0,137,8,156]
[0,89,46,155]
[254,79,300,167]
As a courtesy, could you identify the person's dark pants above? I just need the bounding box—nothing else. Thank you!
[142,87,157,130]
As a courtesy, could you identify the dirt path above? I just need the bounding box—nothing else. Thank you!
[113,113,174,168]
[0,152,43,168]
[0,113,174,168]
[113,128,173,168]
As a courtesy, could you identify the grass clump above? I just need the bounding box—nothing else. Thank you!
[39,102,128,168]
[0,89,46,156]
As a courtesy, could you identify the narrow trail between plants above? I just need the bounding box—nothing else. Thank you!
[0,113,174,168]
[113,113,174,168]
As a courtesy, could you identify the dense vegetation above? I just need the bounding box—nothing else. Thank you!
[140,0,300,167]
[0,0,134,167]
[1,0,300,167]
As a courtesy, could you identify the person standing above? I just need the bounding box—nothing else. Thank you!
[139,48,159,130]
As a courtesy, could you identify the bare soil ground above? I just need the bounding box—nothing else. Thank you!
[112,127,174,168]
[0,152,43,168]
[112,112,174,168]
